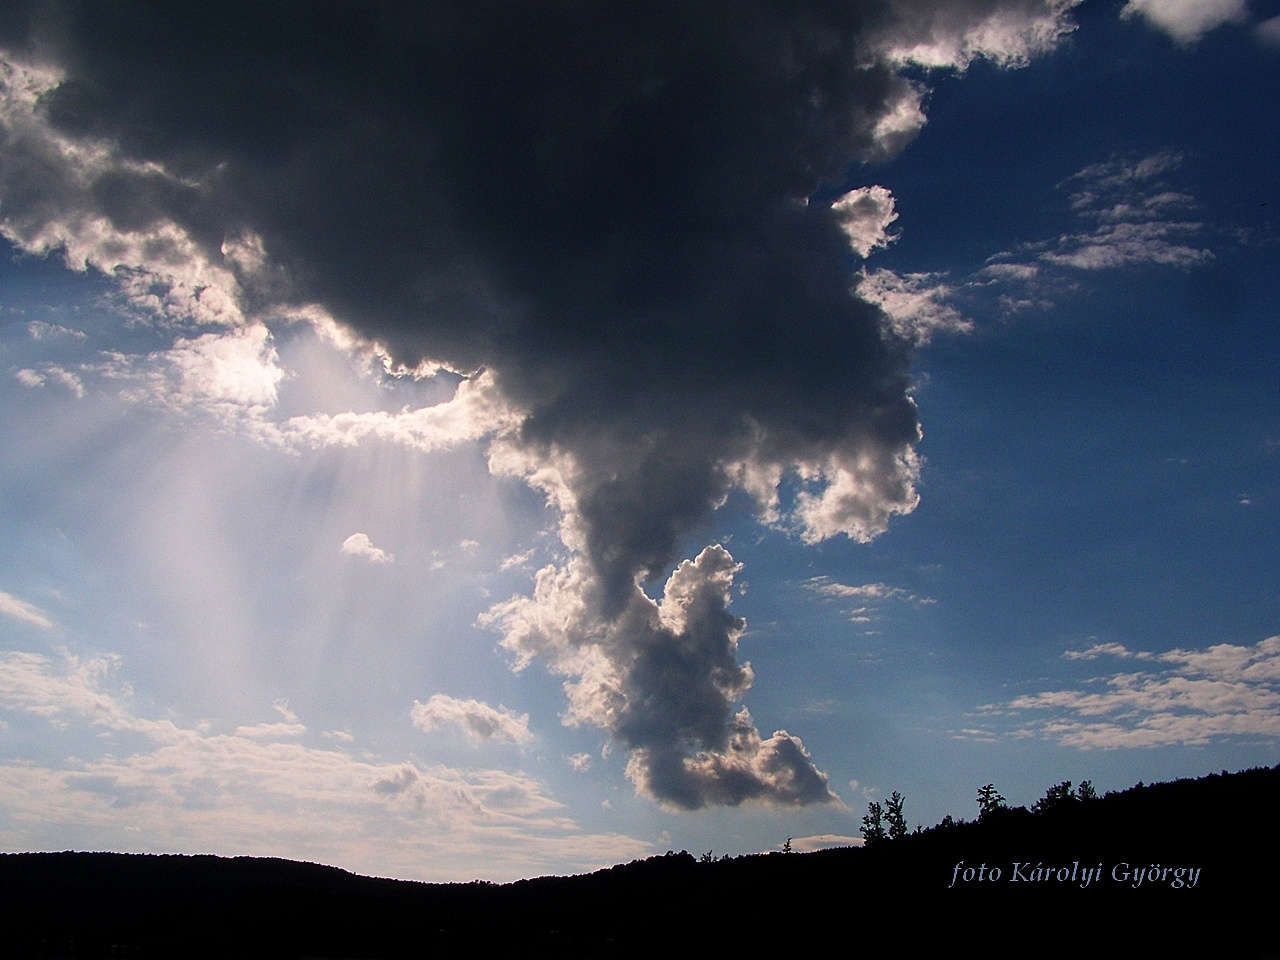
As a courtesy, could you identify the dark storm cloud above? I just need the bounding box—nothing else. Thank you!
[3,0,923,591]
[0,0,1077,807]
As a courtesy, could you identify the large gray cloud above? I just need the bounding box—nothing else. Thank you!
[0,0,1078,808]
[484,544,839,809]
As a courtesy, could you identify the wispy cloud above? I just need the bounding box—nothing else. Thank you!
[991,152,1212,279]
[234,701,307,740]
[28,320,87,341]
[500,549,537,572]
[1063,641,1155,661]
[978,636,1280,748]
[804,577,934,624]
[855,268,972,345]
[883,152,1219,325]
[806,578,934,604]
[0,591,54,629]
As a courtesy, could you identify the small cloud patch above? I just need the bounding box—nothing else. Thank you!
[14,366,84,397]
[500,549,536,572]
[411,694,533,745]
[831,185,898,259]
[341,533,394,565]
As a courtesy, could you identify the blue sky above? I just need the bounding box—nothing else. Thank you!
[1,0,1277,880]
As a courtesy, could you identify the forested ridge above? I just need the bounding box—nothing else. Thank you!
[5,765,1277,958]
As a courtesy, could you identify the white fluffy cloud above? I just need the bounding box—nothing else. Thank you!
[867,0,1082,69]
[341,533,394,565]
[789,448,923,546]
[0,61,246,330]
[14,368,45,389]
[1122,0,1249,43]
[980,636,1280,748]
[1039,220,1210,271]
[411,694,533,745]
[831,186,899,258]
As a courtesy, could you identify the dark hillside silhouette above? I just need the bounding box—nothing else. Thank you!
[3,766,1278,958]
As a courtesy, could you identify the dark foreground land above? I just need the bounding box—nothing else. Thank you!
[4,765,1278,959]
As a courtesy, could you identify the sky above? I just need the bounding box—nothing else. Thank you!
[0,0,1277,882]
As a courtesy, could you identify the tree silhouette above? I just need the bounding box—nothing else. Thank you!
[1076,780,1097,801]
[885,791,908,840]
[861,801,886,845]
[976,783,1006,821]
[1032,781,1075,814]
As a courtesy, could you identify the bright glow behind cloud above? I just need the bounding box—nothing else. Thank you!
[1122,0,1249,43]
